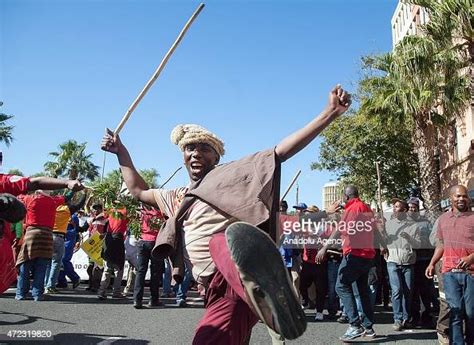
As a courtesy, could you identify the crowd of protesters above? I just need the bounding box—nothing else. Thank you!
[0,167,472,345]
[0,84,472,345]
[278,184,473,344]
[1,174,471,344]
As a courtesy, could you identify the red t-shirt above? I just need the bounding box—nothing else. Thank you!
[339,198,375,259]
[140,208,164,242]
[18,194,65,229]
[0,174,29,196]
[278,213,299,238]
[107,209,128,235]
[436,210,474,273]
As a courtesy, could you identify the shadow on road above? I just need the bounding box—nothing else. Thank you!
[53,333,149,345]
[0,311,75,326]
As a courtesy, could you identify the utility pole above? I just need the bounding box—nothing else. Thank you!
[296,183,299,205]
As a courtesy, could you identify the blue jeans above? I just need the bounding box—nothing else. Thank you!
[336,254,374,329]
[327,259,341,315]
[133,240,163,302]
[16,257,49,299]
[162,258,172,294]
[58,237,80,286]
[44,235,65,289]
[387,263,414,323]
[352,281,377,316]
[443,272,474,345]
[174,260,192,301]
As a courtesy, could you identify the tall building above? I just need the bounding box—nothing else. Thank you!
[322,181,339,211]
[391,1,474,206]
[391,2,429,48]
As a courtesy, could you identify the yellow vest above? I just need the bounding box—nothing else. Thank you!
[53,205,70,233]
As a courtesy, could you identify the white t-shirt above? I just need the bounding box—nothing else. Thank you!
[153,187,237,284]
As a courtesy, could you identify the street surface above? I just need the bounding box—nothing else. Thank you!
[0,286,438,344]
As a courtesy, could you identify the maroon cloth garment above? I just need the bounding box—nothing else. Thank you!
[192,232,258,345]
[193,232,258,345]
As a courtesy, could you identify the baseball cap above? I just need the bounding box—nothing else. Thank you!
[293,202,308,210]
[407,197,420,207]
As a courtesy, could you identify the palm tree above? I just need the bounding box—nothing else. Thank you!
[0,102,14,146]
[407,0,474,106]
[44,140,100,181]
[359,36,469,212]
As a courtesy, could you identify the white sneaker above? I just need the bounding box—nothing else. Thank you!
[315,312,324,321]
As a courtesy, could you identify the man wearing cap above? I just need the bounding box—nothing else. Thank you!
[101,85,351,343]
[384,198,421,331]
[407,197,439,328]
[293,202,308,215]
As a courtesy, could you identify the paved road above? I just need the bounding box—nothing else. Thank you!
[0,286,438,345]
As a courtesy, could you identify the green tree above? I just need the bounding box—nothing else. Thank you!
[89,169,161,238]
[44,140,100,181]
[360,36,469,211]
[312,111,418,204]
[7,169,23,176]
[0,102,14,146]
[139,168,159,188]
[407,0,474,106]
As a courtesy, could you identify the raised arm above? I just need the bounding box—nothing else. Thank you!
[275,85,351,162]
[101,128,158,207]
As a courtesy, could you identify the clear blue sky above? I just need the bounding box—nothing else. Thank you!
[1,0,397,208]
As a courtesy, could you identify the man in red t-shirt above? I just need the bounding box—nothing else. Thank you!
[317,185,376,341]
[133,207,165,308]
[0,173,83,296]
[15,192,68,301]
[426,185,474,345]
[97,208,128,300]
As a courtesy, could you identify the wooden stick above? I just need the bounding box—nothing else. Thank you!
[281,170,301,201]
[114,3,205,134]
[159,166,182,188]
[375,161,384,222]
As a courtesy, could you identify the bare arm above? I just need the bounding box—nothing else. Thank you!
[425,242,444,278]
[101,128,158,207]
[275,85,351,162]
[28,177,84,192]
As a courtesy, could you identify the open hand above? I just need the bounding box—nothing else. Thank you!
[457,255,474,270]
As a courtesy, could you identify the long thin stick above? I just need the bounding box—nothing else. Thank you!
[281,170,301,201]
[114,3,205,134]
[159,166,182,188]
[375,161,383,217]
[101,151,106,181]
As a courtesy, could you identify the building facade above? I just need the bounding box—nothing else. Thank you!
[391,1,474,205]
[391,2,429,48]
[322,181,339,211]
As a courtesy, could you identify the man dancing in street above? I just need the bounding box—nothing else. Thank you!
[101,85,351,344]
